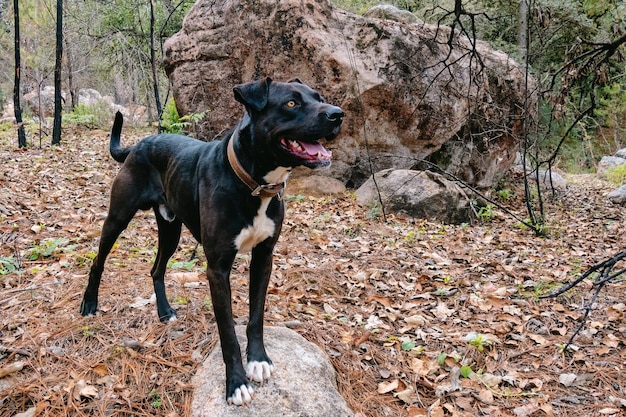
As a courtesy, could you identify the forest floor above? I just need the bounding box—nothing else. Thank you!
[0,125,625,417]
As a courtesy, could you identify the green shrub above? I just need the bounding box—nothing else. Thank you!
[63,102,109,128]
[161,99,184,134]
[605,164,626,185]
[161,98,207,138]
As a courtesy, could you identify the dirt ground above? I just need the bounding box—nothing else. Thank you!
[0,126,625,417]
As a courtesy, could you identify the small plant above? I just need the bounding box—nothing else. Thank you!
[401,340,417,351]
[436,351,461,366]
[174,295,190,305]
[474,203,494,223]
[81,325,95,337]
[496,188,513,200]
[161,98,207,137]
[366,203,382,220]
[460,364,473,378]
[463,332,492,351]
[434,288,448,296]
[180,110,208,137]
[75,251,97,267]
[161,99,184,134]
[0,256,20,275]
[168,259,198,271]
[148,389,162,408]
[25,238,69,261]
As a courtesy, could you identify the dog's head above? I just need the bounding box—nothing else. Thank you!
[233,77,344,169]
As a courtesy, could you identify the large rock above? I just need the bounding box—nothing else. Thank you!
[163,0,527,188]
[191,325,353,417]
[23,86,65,117]
[608,184,626,205]
[597,155,626,177]
[528,169,567,191]
[356,169,473,224]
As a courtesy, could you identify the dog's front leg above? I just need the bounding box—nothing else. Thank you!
[245,240,275,383]
[205,253,253,405]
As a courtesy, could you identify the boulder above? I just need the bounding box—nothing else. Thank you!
[607,184,626,205]
[191,325,353,417]
[163,0,528,188]
[78,88,104,106]
[355,169,473,224]
[597,156,626,177]
[527,169,567,191]
[23,86,65,117]
[286,175,347,197]
[615,148,626,159]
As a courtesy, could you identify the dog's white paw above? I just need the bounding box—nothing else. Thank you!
[246,361,274,383]
[227,384,254,406]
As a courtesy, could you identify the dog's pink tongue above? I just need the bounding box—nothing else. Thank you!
[299,141,331,158]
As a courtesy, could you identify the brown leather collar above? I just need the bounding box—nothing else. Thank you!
[227,131,285,199]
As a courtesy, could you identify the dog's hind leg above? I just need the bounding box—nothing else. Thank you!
[80,198,138,317]
[245,240,275,383]
[150,211,182,322]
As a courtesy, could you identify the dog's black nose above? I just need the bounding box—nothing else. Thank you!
[325,107,344,123]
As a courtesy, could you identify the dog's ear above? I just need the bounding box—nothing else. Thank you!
[233,77,272,112]
[288,77,303,84]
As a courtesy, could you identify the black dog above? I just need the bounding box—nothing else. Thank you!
[79,78,343,405]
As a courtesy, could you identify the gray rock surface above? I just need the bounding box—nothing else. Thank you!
[356,169,473,224]
[607,184,626,205]
[191,326,353,417]
[597,156,626,177]
[527,169,567,190]
[614,148,626,159]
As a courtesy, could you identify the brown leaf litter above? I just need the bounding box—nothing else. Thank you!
[0,126,625,417]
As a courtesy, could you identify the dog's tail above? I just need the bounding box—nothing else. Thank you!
[109,111,133,163]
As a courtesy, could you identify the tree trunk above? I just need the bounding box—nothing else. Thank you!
[51,0,63,145]
[65,37,78,111]
[518,0,529,63]
[13,0,27,148]
[150,0,163,131]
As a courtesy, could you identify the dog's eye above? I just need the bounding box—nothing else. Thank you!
[286,100,297,108]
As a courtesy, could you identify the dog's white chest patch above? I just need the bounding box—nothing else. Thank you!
[234,198,275,253]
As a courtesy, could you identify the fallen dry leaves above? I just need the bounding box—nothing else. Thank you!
[0,126,625,417]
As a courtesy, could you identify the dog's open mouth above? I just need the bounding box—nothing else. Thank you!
[280,138,332,163]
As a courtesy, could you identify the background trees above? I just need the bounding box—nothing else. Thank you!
[0,0,193,128]
[0,0,624,175]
